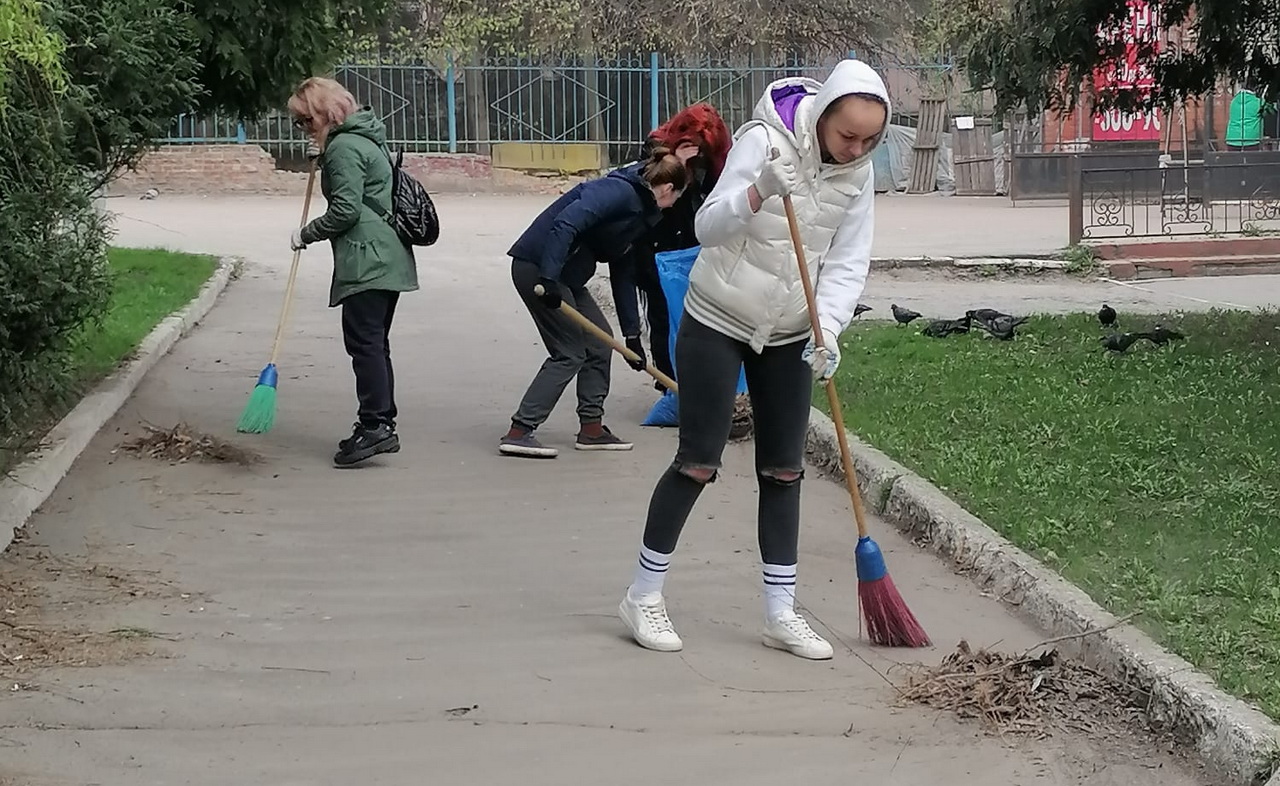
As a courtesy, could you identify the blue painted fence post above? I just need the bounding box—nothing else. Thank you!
[446,52,458,154]
[649,52,660,131]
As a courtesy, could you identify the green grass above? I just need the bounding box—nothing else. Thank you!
[68,247,219,382]
[825,309,1280,719]
[1,247,217,473]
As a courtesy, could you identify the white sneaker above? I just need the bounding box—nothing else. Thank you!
[763,610,834,660]
[619,591,683,652]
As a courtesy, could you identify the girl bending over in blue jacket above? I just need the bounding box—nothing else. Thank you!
[500,147,689,459]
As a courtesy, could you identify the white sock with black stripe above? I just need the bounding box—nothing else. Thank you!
[763,563,797,620]
[628,545,671,600]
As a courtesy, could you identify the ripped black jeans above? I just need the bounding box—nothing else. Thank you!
[641,312,813,565]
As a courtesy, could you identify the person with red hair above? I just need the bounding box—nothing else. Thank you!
[616,103,732,389]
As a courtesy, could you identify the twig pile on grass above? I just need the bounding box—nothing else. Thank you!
[895,639,1153,739]
[117,422,261,465]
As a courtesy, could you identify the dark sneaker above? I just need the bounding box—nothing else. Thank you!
[575,425,633,451]
[499,431,558,458]
[334,422,400,467]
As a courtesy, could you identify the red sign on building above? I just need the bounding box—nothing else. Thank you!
[1091,0,1163,141]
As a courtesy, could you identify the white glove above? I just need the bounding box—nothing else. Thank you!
[754,154,797,200]
[305,141,322,161]
[290,228,307,251]
[802,328,841,382]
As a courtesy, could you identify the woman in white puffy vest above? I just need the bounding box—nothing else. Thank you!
[617,59,891,660]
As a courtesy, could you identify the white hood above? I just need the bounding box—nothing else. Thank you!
[749,58,892,170]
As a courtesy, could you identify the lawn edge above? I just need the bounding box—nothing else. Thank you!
[804,406,1280,786]
[0,254,239,554]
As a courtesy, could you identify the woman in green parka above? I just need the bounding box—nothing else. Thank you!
[288,76,419,467]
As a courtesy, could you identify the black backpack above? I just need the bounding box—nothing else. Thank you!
[364,149,440,247]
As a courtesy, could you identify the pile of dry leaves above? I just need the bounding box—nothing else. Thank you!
[116,422,261,465]
[895,639,1155,740]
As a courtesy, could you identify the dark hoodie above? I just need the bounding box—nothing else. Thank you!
[507,165,663,335]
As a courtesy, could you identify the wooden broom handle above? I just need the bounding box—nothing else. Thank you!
[268,161,318,365]
[533,284,680,393]
[780,188,871,540]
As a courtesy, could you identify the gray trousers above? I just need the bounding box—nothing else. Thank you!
[511,258,612,430]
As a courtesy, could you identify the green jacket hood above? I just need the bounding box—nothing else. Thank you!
[330,108,388,147]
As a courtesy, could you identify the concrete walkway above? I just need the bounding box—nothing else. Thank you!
[0,194,1241,784]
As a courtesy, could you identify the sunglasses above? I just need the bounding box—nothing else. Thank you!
[292,116,313,130]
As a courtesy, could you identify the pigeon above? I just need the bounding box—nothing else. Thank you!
[1098,304,1117,327]
[140,188,159,200]
[981,314,1029,341]
[891,304,922,325]
[967,308,1024,337]
[922,316,971,338]
[1100,332,1143,353]
[1143,324,1185,346]
[966,308,1015,324]
[853,303,872,318]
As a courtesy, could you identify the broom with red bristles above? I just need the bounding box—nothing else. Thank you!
[780,186,931,649]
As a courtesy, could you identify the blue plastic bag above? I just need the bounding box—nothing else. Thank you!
[642,245,747,427]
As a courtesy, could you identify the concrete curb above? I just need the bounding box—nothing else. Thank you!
[870,255,1069,271]
[804,407,1280,786]
[0,256,238,553]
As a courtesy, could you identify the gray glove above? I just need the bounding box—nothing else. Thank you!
[755,154,798,200]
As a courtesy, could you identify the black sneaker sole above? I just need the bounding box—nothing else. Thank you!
[333,435,400,467]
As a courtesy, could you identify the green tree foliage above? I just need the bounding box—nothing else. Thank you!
[186,0,397,119]
[0,16,111,450]
[959,0,1280,116]
[360,0,903,60]
[42,0,395,188]
[0,0,66,97]
[51,0,200,192]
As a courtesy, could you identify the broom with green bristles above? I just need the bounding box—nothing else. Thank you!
[236,161,318,434]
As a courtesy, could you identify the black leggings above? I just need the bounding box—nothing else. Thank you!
[641,312,813,564]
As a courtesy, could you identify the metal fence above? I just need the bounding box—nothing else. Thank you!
[1068,152,1280,243]
[165,53,958,164]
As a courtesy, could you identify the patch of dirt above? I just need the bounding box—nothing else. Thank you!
[114,421,262,466]
[0,530,176,687]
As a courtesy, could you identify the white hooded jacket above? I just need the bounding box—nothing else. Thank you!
[683,59,890,352]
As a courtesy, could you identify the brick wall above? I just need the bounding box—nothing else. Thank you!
[108,144,573,196]
[112,145,309,195]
